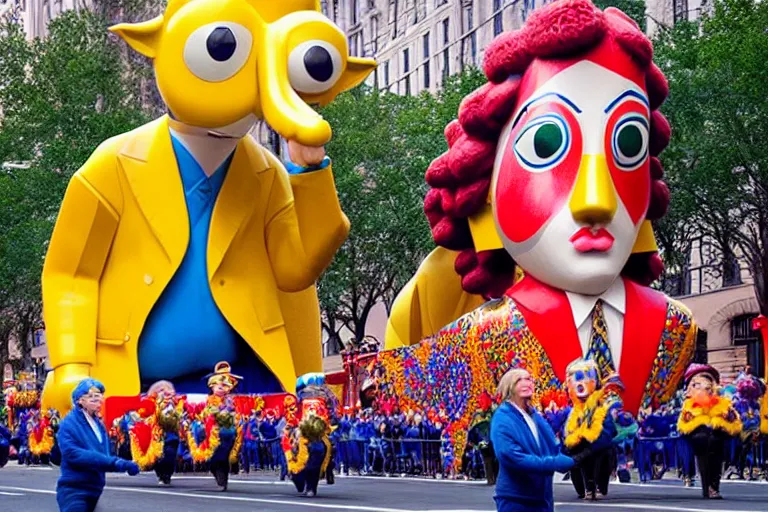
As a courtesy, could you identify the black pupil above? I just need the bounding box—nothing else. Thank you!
[304,46,334,82]
[533,123,563,159]
[618,124,643,158]
[207,27,237,62]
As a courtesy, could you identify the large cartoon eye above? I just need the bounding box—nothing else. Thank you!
[184,22,253,82]
[288,40,343,94]
[612,114,649,170]
[513,114,570,172]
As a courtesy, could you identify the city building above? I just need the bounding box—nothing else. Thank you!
[1,0,93,40]
[323,0,549,96]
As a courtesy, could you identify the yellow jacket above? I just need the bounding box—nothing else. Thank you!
[41,116,349,408]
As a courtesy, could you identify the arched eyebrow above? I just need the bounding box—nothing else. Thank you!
[512,92,582,128]
[604,90,649,113]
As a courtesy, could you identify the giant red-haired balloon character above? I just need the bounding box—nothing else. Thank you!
[376,0,697,469]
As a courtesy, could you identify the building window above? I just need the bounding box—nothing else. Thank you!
[442,48,450,82]
[732,314,759,346]
[392,0,399,39]
[403,48,411,96]
[383,60,390,90]
[467,6,476,65]
[674,0,688,24]
[370,17,379,54]
[423,32,430,89]
[351,0,359,25]
[494,0,503,36]
[442,18,450,46]
[348,33,359,57]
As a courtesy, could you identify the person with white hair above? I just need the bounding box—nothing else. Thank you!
[491,368,588,512]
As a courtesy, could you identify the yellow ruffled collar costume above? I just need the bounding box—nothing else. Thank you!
[760,390,768,435]
[677,396,742,436]
[564,388,609,449]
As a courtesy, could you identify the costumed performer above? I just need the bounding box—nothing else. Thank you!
[677,364,741,499]
[282,376,336,497]
[491,368,582,512]
[562,358,619,500]
[188,362,243,491]
[56,378,140,512]
[370,0,696,471]
[131,380,183,485]
[41,0,376,414]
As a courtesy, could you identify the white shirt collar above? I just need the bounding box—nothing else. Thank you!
[565,277,626,329]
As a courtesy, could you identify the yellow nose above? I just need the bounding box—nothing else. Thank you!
[569,154,617,225]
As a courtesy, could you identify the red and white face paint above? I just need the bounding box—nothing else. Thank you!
[492,41,651,295]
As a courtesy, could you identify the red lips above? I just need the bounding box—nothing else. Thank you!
[569,227,615,252]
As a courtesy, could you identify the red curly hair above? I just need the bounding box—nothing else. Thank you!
[424,0,671,299]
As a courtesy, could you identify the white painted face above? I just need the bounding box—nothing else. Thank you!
[492,60,651,295]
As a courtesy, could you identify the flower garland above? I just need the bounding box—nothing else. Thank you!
[130,421,164,470]
[564,389,608,449]
[229,425,243,465]
[678,397,742,436]
[187,424,221,463]
[28,425,54,456]
[286,436,309,474]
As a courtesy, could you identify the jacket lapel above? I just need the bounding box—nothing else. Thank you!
[507,276,582,382]
[507,404,542,455]
[119,116,189,267]
[619,278,668,414]
[207,136,267,278]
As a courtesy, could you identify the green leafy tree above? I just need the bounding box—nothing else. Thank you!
[0,10,150,365]
[655,0,768,308]
[593,0,647,31]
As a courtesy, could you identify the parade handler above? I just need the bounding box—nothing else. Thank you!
[41,0,375,413]
[56,379,140,512]
[678,364,741,499]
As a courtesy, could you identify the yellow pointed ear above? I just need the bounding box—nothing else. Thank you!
[109,16,164,59]
[632,220,658,253]
[468,204,504,252]
[338,57,377,92]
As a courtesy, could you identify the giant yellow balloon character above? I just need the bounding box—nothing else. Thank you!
[41,0,375,413]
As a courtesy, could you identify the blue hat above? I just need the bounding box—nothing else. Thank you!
[296,373,325,393]
[71,378,105,407]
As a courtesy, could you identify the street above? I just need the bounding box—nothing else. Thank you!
[0,465,766,512]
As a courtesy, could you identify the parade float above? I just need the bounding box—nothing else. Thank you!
[40,0,375,414]
[366,0,698,471]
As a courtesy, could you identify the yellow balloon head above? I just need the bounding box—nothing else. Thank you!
[109,0,376,146]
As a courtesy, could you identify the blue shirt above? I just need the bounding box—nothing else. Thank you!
[138,135,282,394]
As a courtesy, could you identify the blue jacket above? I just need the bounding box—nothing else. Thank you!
[57,409,121,494]
[491,402,573,512]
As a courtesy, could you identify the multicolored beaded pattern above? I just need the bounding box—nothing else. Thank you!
[373,294,696,470]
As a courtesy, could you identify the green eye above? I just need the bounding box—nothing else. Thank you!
[612,115,648,169]
[533,123,564,159]
[514,114,569,171]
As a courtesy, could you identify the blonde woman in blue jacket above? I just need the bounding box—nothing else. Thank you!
[491,368,586,512]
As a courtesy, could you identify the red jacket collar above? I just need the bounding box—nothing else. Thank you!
[506,275,668,414]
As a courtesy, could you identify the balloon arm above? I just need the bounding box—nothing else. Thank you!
[263,151,349,292]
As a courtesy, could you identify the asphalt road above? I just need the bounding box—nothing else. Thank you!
[0,464,767,512]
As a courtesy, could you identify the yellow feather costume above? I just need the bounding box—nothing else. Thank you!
[677,397,742,437]
[760,391,768,435]
[564,389,610,449]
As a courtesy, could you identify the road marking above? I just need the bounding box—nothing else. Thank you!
[169,476,292,485]
[553,501,761,512]
[0,485,493,512]
[0,491,24,496]
[334,474,488,485]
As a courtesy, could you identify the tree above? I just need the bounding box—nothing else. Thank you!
[654,0,768,309]
[0,9,150,364]
[316,68,487,348]
[593,0,647,32]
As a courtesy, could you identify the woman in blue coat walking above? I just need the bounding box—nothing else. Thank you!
[56,378,140,512]
[491,368,588,512]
